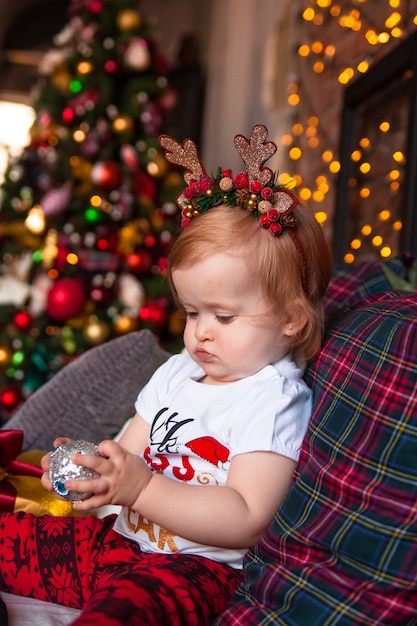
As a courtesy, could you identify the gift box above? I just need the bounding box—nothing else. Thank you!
[0,429,75,516]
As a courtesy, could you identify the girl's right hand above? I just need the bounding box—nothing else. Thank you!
[40,437,72,492]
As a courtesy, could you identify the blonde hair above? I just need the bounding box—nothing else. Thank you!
[168,204,332,362]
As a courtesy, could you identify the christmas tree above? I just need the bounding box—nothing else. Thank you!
[0,0,185,421]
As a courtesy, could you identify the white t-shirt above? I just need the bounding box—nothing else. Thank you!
[114,353,312,568]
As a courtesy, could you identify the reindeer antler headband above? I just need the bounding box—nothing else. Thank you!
[158,124,308,290]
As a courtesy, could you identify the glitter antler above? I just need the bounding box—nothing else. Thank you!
[158,124,308,290]
[158,135,207,184]
[233,125,277,186]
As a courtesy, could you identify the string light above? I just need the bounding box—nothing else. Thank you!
[285,0,416,261]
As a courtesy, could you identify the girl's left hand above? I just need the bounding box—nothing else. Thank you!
[62,440,152,511]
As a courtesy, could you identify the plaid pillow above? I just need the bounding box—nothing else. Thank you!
[324,256,412,321]
[216,290,417,625]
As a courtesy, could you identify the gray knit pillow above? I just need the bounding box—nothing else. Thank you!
[3,330,170,451]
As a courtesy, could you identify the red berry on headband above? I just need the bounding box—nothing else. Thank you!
[269,222,283,235]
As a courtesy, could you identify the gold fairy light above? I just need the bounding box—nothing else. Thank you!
[66,253,79,266]
[277,172,291,185]
[359,162,371,174]
[308,137,320,148]
[289,147,302,160]
[313,61,325,73]
[278,0,410,260]
[292,174,302,187]
[324,44,336,58]
[359,137,371,149]
[77,61,93,74]
[288,93,300,106]
[315,211,327,224]
[311,41,324,53]
[357,60,369,72]
[393,151,404,162]
[385,12,401,28]
[378,32,390,43]
[379,210,391,221]
[73,129,86,142]
[90,194,102,207]
[380,246,392,258]
[389,169,400,181]
[313,190,325,202]
[365,29,379,44]
[302,7,316,21]
[299,188,312,201]
[330,5,341,17]
[25,206,45,234]
[391,27,403,38]
[338,67,355,84]
[298,44,310,57]
[43,229,59,269]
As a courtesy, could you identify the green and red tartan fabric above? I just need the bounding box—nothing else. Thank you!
[216,259,417,625]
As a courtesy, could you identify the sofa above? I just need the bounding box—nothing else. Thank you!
[1,257,416,625]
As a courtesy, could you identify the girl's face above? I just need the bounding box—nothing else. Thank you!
[171,252,292,384]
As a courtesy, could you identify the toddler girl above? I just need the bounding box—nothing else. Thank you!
[0,125,331,625]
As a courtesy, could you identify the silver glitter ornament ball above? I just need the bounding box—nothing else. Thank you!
[50,440,102,502]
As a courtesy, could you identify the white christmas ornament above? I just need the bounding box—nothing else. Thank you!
[0,252,32,306]
[118,273,145,312]
[29,272,53,317]
[124,38,150,70]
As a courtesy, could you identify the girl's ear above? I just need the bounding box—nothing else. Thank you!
[283,301,309,337]
[284,317,307,337]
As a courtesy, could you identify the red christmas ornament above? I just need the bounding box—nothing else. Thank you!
[13,310,32,332]
[62,107,75,123]
[133,171,156,200]
[46,277,86,321]
[88,1,103,13]
[0,387,22,411]
[126,250,153,274]
[91,161,122,190]
[104,60,118,73]
[139,298,168,328]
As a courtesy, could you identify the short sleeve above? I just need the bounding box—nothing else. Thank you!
[229,372,312,462]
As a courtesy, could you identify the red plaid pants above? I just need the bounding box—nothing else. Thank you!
[0,512,242,625]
